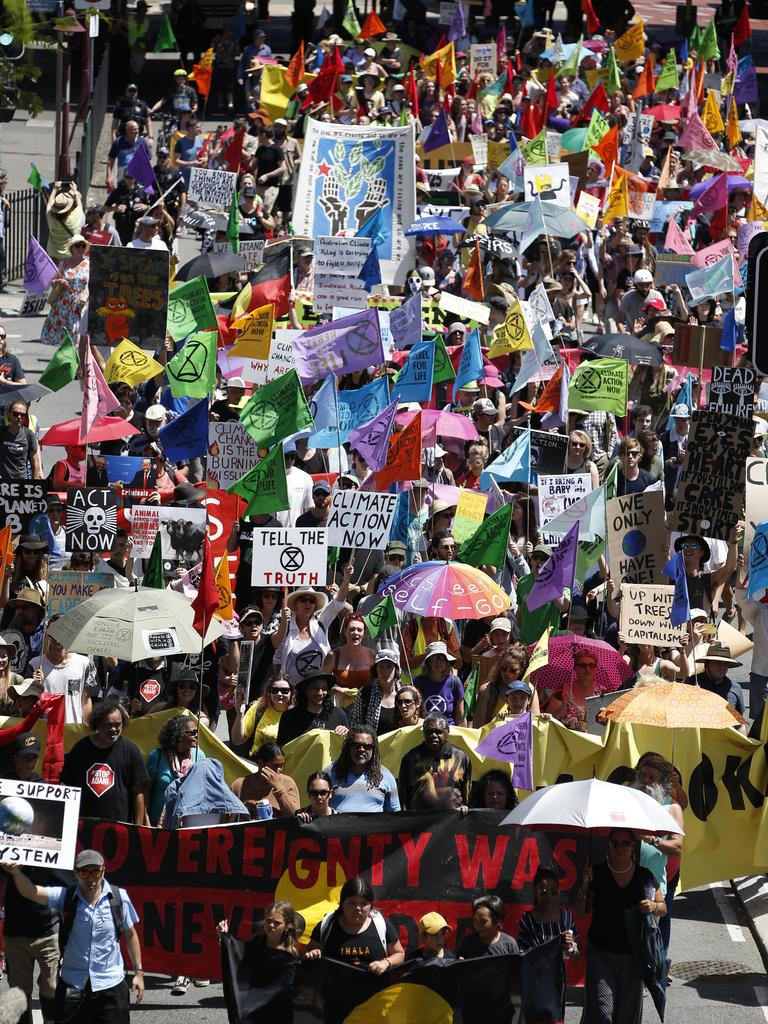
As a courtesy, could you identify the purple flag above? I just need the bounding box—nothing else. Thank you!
[23,236,59,294]
[447,1,466,41]
[292,307,385,385]
[423,108,451,153]
[349,399,397,471]
[527,521,579,611]
[476,712,533,789]
[735,66,759,104]
[125,142,156,194]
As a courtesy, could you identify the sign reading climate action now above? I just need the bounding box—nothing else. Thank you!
[251,527,328,586]
[326,491,398,549]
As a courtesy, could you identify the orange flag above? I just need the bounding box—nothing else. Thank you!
[191,62,213,97]
[632,54,655,99]
[519,365,563,414]
[592,123,619,175]
[463,241,484,301]
[376,412,422,490]
[360,10,387,38]
[214,554,233,621]
[0,524,12,584]
[285,40,305,90]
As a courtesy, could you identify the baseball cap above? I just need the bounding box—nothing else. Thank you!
[137,215,157,228]
[473,398,496,416]
[274,118,287,126]
[283,440,297,455]
[375,648,400,666]
[312,479,332,494]
[126,83,138,90]
[297,83,309,93]
[341,74,354,82]
[11,733,40,757]
[633,269,654,285]
[447,321,467,334]
[75,849,105,869]
[506,681,533,696]
[387,541,407,555]
[489,617,512,633]
[419,912,452,935]
[145,404,167,421]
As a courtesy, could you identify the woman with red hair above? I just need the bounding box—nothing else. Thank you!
[323,614,376,709]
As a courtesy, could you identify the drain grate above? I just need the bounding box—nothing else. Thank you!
[670,960,755,982]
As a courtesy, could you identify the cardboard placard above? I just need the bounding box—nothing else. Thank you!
[523,163,571,208]
[207,422,258,490]
[619,584,688,647]
[438,290,490,325]
[470,42,497,77]
[510,428,568,479]
[250,527,328,586]
[453,490,488,544]
[672,324,733,370]
[188,167,237,208]
[537,474,591,545]
[46,570,114,617]
[744,457,768,573]
[606,490,667,585]
[0,481,47,536]
[326,491,398,549]
[88,245,169,348]
[0,778,81,870]
[314,236,372,277]
[709,365,755,419]
[241,329,298,386]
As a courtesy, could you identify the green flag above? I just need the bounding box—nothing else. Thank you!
[142,531,165,589]
[228,443,289,516]
[432,334,455,385]
[699,21,720,61]
[239,368,313,448]
[39,332,79,391]
[457,502,514,571]
[606,47,622,95]
[521,128,547,165]
[568,357,628,417]
[689,24,702,52]
[655,49,679,92]
[167,276,218,342]
[342,0,361,38]
[479,70,507,101]
[226,188,240,255]
[154,13,178,52]
[556,35,582,79]
[363,594,398,639]
[584,108,610,151]
[463,663,480,717]
[26,163,43,193]
[166,331,218,398]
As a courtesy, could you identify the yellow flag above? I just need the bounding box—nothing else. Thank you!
[614,20,645,62]
[487,297,533,358]
[260,65,315,122]
[720,70,734,97]
[230,304,275,359]
[200,46,214,68]
[702,89,724,133]
[214,555,233,621]
[726,96,742,150]
[748,192,768,222]
[523,626,550,682]
[422,41,456,86]
[104,339,164,387]
[603,172,629,224]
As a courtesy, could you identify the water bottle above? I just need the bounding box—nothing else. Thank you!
[255,799,273,821]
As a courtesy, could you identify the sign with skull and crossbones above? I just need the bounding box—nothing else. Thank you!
[65,488,119,553]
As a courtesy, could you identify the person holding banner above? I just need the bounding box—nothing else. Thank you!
[40,236,90,349]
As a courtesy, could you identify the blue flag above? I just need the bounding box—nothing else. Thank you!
[102,455,147,483]
[453,328,484,393]
[665,373,693,429]
[480,428,531,488]
[423,108,451,152]
[662,551,691,626]
[684,255,735,304]
[158,399,209,461]
[356,206,388,250]
[358,246,381,291]
[720,308,737,352]
[389,490,411,549]
[310,376,390,447]
[392,340,435,403]
[748,522,768,597]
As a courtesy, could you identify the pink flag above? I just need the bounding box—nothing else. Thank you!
[679,111,719,151]
[685,74,697,118]
[692,173,728,217]
[497,24,506,62]
[727,34,738,73]
[79,343,117,443]
[692,239,744,287]
[664,217,694,255]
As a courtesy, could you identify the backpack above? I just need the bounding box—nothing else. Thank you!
[319,908,387,950]
[59,884,124,960]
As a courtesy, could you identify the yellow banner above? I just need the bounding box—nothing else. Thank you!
[614,20,645,62]
[104,339,164,387]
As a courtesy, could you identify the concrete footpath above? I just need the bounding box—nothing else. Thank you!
[733,874,768,969]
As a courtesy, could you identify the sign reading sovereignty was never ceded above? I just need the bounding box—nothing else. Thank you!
[88,245,169,347]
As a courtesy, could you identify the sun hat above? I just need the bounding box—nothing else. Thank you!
[423,640,456,663]
[695,641,741,667]
[286,587,328,612]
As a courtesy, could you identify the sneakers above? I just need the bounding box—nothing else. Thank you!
[172,976,189,995]
[192,978,210,987]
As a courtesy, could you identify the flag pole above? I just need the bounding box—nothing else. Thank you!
[395,611,414,684]
[332,377,342,584]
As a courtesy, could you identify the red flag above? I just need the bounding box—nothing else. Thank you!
[0,693,65,782]
[360,10,387,38]
[571,82,609,126]
[505,59,516,92]
[285,40,304,90]
[733,4,751,46]
[191,62,212,97]
[302,44,343,110]
[192,535,218,638]
[581,0,600,35]
[464,241,484,301]
[545,70,557,112]
[221,127,245,174]
[520,98,540,139]
[376,412,422,490]
[405,67,419,120]
[632,54,656,99]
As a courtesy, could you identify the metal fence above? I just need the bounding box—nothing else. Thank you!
[73,46,110,201]
[5,188,48,283]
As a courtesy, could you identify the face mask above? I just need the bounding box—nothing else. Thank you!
[408,275,422,295]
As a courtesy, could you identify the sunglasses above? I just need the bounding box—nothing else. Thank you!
[625,450,641,458]
[9,411,25,418]
[271,687,291,696]
[608,839,633,848]
[297,596,316,604]
[569,441,585,448]
[183,729,198,737]
[309,789,331,797]
[681,542,700,551]
[76,867,104,878]
[351,741,373,750]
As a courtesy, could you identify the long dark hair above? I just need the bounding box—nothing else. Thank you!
[295,675,336,728]
[471,769,518,810]
[337,876,375,915]
[333,726,383,789]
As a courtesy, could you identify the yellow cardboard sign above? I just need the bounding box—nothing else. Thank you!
[453,489,488,544]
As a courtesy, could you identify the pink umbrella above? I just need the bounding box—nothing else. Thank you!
[394,408,479,441]
[532,634,633,697]
[41,416,141,446]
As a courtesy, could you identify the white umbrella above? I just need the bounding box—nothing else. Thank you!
[48,586,225,663]
[500,778,684,837]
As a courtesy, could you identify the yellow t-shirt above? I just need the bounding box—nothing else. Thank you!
[242,704,282,757]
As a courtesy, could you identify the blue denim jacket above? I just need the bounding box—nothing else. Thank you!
[162,758,248,829]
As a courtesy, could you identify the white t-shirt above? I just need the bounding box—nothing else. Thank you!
[277,467,314,527]
[127,235,168,251]
[32,652,96,724]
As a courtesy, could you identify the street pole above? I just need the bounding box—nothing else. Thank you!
[54,2,63,174]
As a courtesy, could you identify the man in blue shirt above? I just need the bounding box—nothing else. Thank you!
[106,120,152,192]
[325,726,400,812]
[3,848,144,1022]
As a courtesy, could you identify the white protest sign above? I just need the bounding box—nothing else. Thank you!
[251,527,328,586]
[619,584,688,647]
[537,474,591,545]
[425,166,462,191]
[326,491,398,549]
[128,506,161,558]
[438,289,490,325]
[242,329,298,385]
[207,421,258,489]
[19,291,50,316]
[523,162,571,208]
[745,457,768,572]
[0,778,81,869]
[314,236,372,276]
[188,167,237,208]
[239,240,266,271]
[576,190,600,229]
[470,43,496,77]
[470,136,488,168]
[313,273,369,312]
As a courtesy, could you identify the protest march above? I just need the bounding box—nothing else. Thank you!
[2,0,768,1021]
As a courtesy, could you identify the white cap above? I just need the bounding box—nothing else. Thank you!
[145,404,167,420]
[364,47,376,57]
[274,118,287,126]
[671,403,690,418]
[447,321,467,334]
[633,269,654,285]
[226,376,246,388]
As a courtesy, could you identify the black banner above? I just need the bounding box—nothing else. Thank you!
[65,487,118,553]
[87,245,169,349]
[78,813,588,983]
[0,479,47,536]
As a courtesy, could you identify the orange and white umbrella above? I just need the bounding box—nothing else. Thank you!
[600,678,745,730]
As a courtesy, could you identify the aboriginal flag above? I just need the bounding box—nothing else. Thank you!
[228,249,292,321]
[220,932,299,1023]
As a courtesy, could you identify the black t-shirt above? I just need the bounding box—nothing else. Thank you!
[255,143,283,177]
[310,914,397,966]
[0,424,37,479]
[296,510,328,528]
[0,353,24,382]
[587,861,656,954]
[456,932,519,958]
[616,468,657,496]
[114,97,150,132]
[277,705,348,746]
[61,736,149,823]
[126,661,172,714]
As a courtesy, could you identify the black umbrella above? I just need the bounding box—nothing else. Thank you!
[180,210,217,234]
[175,252,246,281]
[208,213,257,237]
[0,383,52,406]
[582,333,664,367]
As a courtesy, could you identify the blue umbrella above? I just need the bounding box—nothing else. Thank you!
[405,215,467,236]
[688,174,751,199]
[539,42,593,62]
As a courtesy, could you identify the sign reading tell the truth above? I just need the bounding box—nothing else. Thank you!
[251,528,328,587]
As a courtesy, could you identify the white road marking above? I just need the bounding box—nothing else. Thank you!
[709,882,745,942]
[753,986,768,1022]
